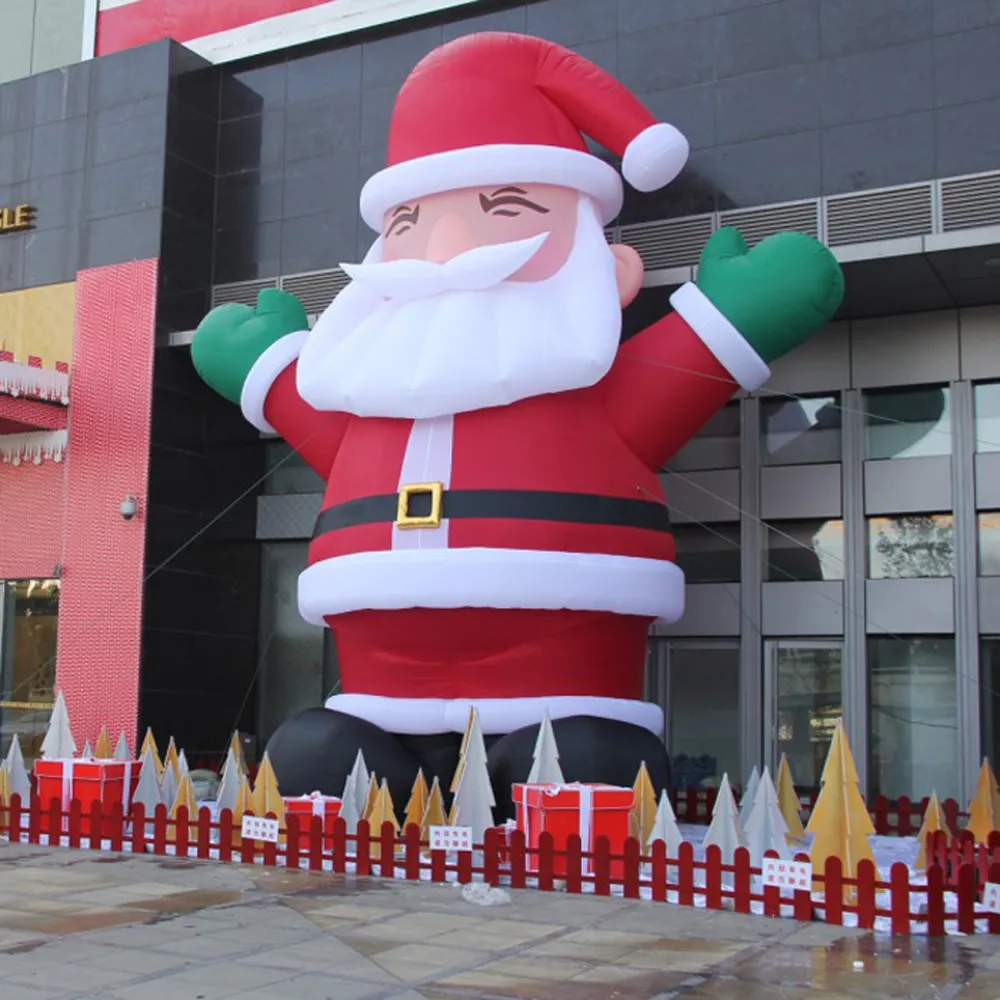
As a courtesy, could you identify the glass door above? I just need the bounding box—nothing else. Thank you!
[0,579,60,764]
[764,640,843,793]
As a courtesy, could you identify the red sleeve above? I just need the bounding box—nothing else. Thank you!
[600,310,740,472]
[262,362,351,480]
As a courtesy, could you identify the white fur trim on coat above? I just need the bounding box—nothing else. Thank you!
[669,282,770,391]
[360,144,624,230]
[324,693,665,736]
[299,547,685,623]
[240,330,309,433]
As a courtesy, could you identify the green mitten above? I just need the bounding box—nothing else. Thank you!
[191,289,308,405]
[696,228,845,363]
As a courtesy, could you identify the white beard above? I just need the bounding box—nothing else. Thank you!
[296,198,623,420]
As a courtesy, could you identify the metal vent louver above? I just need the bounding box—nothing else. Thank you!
[940,172,1000,232]
[211,278,277,308]
[826,184,933,246]
[280,269,350,315]
[618,214,715,270]
[719,200,819,245]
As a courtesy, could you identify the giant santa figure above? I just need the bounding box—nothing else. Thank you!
[193,33,844,815]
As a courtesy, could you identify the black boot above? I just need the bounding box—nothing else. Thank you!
[487,715,671,823]
[266,708,423,809]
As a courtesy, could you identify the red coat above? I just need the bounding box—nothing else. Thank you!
[240,284,767,732]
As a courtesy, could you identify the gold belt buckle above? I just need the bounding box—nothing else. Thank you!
[395,482,444,530]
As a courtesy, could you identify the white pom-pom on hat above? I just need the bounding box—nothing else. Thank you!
[622,123,690,193]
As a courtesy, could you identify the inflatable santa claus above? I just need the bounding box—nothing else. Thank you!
[193,32,844,815]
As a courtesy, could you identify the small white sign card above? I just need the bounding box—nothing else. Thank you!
[762,858,812,891]
[983,882,1000,914]
[429,825,473,852]
[241,815,280,843]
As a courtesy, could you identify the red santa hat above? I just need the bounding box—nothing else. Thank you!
[359,32,689,230]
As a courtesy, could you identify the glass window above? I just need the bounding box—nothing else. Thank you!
[667,402,740,472]
[0,580,60,767]
[868,637,958,801]
[262,441,325,495]
[673,523,741,583]
[974,382,1000,454]
[867,515,954,578]
[761,394,841,466]
[769,642,842,791]
[765,519,845,582]
[667,643,740,791]
[981,638,1000,768]
[979,513,1000,576]
[865,385,951,460]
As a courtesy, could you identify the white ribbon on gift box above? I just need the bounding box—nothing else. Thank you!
[59,759,74,835]
[310,792,325,818]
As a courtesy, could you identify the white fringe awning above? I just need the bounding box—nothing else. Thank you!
[0,430,68,466]
[0,361,70,405]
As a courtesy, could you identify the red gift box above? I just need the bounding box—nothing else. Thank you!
[35,759,135,838]
[283,792,341,848]
[513,782,634,878]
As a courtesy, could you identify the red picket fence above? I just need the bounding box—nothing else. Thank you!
[2,794,1000,937]
[672,787,966,836]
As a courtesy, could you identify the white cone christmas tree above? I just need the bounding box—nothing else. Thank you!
[81,740,94,759]
[702,773,743,866]
[4,734,31,804]
[347,750,370,818]
[133,746,164,815]
[160,757,178,812]
[743,767,790,868]
[177,749,190,779]
[738,765,760,830]
[646,789,684,857]
[113,732,131,761]
[339,770,360,836]
[450,709,495,843]
[216,748,241,814]
[526,710,565,785]
[40,691,76,759]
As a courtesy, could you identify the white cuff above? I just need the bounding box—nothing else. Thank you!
[669,282,770,391]
[240,331,309,433]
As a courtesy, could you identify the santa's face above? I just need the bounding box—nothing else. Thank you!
[296,184,644,420]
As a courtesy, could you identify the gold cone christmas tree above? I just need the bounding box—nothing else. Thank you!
[965,758,1000,844]
[776,753,807,842]
[140,728,163,777]
[0,768,9,809]
[806,720,877,901]
[630,761,657,845]
[368,779,400,860]
[421,776,448,842]
[94,726,112,760]
[169,773,198,821]
[250,752,286,845]
[451,707,477,794]
[404,769,429,833]
[914,791,950,871]
[163,737,181,782]
[362,773,380,822]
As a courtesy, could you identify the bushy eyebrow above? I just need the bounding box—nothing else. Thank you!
[479,189,550,214]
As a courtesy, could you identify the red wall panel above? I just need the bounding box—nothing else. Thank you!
[55,259,159,753]
[0,462,66,579]
[96,0,330,55]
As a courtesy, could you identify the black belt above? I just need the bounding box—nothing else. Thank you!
[312,486,672,537]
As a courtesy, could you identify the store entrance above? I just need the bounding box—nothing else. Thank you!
[0,579,60,765]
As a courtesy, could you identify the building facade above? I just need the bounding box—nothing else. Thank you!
[0,0,998,803]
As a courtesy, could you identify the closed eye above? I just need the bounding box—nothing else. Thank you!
[386,205,420,236]
[479,193,550,216]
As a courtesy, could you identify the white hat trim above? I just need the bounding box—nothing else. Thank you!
[360,143,624,230]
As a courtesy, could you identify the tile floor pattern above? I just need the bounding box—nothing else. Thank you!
[0,841,995,999]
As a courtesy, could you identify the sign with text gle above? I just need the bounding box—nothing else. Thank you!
[241,815,280,843]
[762,858,812,891]
[429,825,473,853]
[0,205,35,234]
[984,883,1000,914]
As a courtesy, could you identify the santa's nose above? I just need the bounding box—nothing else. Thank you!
[425,213,476,263]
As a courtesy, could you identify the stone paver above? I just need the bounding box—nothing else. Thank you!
[0,842,996,999]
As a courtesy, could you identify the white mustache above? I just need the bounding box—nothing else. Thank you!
[339,232,550,303]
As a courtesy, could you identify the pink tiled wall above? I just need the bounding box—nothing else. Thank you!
[55,259,159,754]
[0,462,66,578]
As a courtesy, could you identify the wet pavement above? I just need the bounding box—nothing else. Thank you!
[0,842,997,999]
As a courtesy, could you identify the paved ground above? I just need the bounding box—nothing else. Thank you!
[0,843,997,1000]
